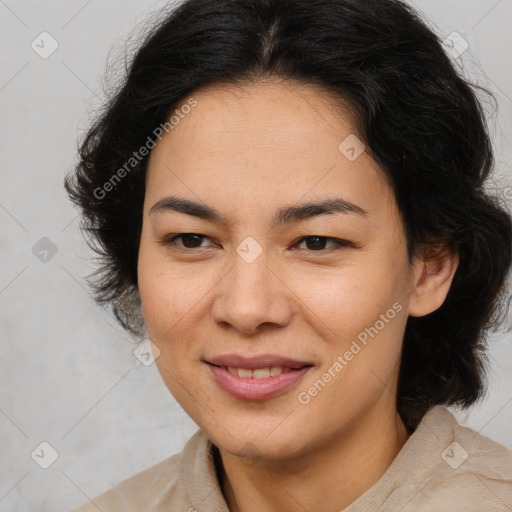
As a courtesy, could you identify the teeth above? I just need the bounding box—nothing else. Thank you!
[224,366,286,378]
[253,368,270,379]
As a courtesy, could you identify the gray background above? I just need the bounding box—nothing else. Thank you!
[0,1,511,510]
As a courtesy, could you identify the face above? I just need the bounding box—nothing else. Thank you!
[138,80,420,461]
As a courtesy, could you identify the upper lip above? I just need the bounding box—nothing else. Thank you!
[206,353,312,369]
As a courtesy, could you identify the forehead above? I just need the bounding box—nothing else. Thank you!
[144,80,395,225]
[161,79,361,153]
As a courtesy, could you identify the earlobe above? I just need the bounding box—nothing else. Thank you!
[408,243,459,318]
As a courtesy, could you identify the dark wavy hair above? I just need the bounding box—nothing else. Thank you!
[64,0,512,430]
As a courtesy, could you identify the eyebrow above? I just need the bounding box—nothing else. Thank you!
[149,195,368,227]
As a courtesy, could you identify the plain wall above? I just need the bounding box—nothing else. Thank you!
[1,1,511,510]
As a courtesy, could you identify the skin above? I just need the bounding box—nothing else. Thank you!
[137,79,459,512]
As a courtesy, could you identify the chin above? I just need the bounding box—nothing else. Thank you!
[203,418,307,462]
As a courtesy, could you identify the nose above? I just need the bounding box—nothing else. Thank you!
[211,245,294,335]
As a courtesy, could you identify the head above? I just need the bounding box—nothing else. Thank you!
[65,0,512,456]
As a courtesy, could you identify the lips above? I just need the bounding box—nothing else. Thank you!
[206,353,311,369]
[205,353,313,400]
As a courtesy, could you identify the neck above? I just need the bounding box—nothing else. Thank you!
[217,406,409,512]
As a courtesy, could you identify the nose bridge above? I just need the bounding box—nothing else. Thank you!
[213,235,292,332]
[229,235,273,302]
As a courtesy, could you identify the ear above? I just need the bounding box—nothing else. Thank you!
[408,243,459,317]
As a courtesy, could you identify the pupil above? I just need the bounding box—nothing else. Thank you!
[183,234,202,248]
[307,236,325,250]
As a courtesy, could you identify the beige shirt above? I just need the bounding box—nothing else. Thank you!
[72,406,512,511]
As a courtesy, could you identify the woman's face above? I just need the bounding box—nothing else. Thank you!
[138,80,422,460]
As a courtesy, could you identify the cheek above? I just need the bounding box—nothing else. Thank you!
[138,254,202,397]
[137,243,183,335]
[139,271,193,338]
[291,260,401,334]
[137,244,219,344]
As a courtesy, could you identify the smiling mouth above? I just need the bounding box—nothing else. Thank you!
[205,358,313,401]
[209,364,311,379]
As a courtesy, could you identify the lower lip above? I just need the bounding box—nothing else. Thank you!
[207,364,311,400]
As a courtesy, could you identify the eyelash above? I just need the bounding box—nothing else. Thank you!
[160,233,353,253]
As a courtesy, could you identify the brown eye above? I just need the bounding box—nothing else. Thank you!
[162,233,213,250]
[160,234,352,253]
[293,236,351,252]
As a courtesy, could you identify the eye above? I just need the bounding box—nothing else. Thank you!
[161,233,214,250]
[291,236,352,252]
[160,233,352,253]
